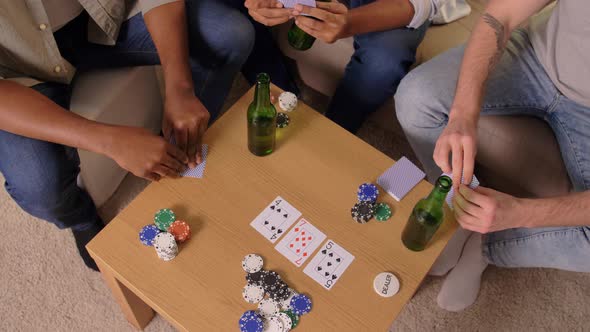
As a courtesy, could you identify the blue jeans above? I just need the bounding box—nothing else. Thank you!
[0,0,254,231]
[325,0,429,133]
[395,29,590,271]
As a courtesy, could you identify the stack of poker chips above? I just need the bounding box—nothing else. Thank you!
[351,183,393,223]
[276,91,297,130]
[239,254,312,332]
[138,208,192,261]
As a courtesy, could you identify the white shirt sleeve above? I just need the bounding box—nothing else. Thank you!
[406,0,436,29]
[406,0,472,28]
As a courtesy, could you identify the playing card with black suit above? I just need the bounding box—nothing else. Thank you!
[250,196,302,243]
[303,239,355,290]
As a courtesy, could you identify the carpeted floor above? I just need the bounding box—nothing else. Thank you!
[1,76,589,331]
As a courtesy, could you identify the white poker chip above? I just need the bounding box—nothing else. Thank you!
[276,312,292,331]
[263,315,284,332]
[258,298,280,318]
[153,232,178,261]
[242,284,265,304]
[280,289,297,311]
[278,92,298,112]
[373,272,400,297]
[242,254,264,273]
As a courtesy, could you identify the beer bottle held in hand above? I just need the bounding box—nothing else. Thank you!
[288,0,330,51]
[402,175,452,251]
[248,73,276,156]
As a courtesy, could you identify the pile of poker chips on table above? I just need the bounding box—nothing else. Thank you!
[351,183,393,224]
[239,254,312,332]
[275,92,298,129]
[138,208,191,261]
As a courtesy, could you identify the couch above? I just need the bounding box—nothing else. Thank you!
[275,0,571,198]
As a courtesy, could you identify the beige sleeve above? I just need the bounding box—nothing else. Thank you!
[139,0,181,14]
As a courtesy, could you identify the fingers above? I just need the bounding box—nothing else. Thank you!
[195,121,207,165]
[144,173,161,182]
[174,127,188,159]
[187,125,198,168]
[294,5,331,22]
[458,185,490,209]
[153,165,180,179]
[433,140,452,174]
[454,204,486,233]
[315,1,348,14]
[295,16,322,37]
[244,0,283,10]
[454,186,484,216]
[162,154,186,174]
[166,142,189,165]
[249,8,292,26]
[451,142,463,190]
[462,139,476,185]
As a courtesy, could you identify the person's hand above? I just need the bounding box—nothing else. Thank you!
[292,1,349,43]
[245,0,292,26]
[162,88,210,168]
[107,127,188,181]
[434,113,478,190]
[453,185,527,233]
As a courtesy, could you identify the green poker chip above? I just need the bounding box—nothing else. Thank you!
[282,310,300,328]
[154,208,176,231]
[375,203,392,222]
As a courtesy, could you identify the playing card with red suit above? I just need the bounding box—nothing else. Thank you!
[275,218,326,267]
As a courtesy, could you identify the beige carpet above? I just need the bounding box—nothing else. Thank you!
[1,77,589,331]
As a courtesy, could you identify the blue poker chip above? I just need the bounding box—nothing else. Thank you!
[290,293,312,316]
[239,310,263,332]
[357,183,379,202]
[138,224,161,246]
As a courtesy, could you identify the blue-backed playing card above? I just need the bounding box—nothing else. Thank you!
[377,157,425,201]
[443,172,480,209]
[169,135,208,178]
[278,0,316,9]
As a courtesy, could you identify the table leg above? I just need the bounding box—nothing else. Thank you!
[96,261,155,330]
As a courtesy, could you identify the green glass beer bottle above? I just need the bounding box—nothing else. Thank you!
[401,175,453,251]
[287,0,330,51]
[247,73,277,156]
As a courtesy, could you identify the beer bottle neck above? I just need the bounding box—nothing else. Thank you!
[254,82,271,107]
[424,175,452,205]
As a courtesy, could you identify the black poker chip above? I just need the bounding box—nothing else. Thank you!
[276,112,290,128]
[262,271,282,292]
[269,283,291,302]
[351,201,375,224]
[246,270,265,286]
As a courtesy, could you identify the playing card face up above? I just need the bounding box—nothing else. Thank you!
[275,218,326,267]
[277,0,316,8]
[377,157,425,201]
[250,196,302,243]
[443,172,480,209]
[180,144,208,178]
[303,239,354,290]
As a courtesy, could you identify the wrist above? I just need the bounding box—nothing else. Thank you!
[516,198,537,228]
[95,125,121,157]
[449,104,479,123]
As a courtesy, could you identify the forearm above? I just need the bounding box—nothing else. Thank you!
[451,0,551,121]
[143,1,193,95]
[522,192,590,228]
[344,0,414,37]
[0,81,114,154]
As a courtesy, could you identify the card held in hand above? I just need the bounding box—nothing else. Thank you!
[277,0,316,9]
[275,218,326,267]
[250,196,302,243]
[443,172,480,209]
[303,239,354,290]
[377,157,425,201]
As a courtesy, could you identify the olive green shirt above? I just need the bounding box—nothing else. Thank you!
[0,0,178,86]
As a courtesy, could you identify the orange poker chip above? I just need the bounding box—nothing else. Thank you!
[168,220,191,243]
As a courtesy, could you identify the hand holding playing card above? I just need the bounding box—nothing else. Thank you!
[433,114,478,191]
[293,1,350,44]
[244,0,292,27]
[453,185,527,233]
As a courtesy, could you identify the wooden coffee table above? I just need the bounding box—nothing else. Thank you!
[87,86,457,331]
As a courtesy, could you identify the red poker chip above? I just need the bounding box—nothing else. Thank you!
[168,220,191,242]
